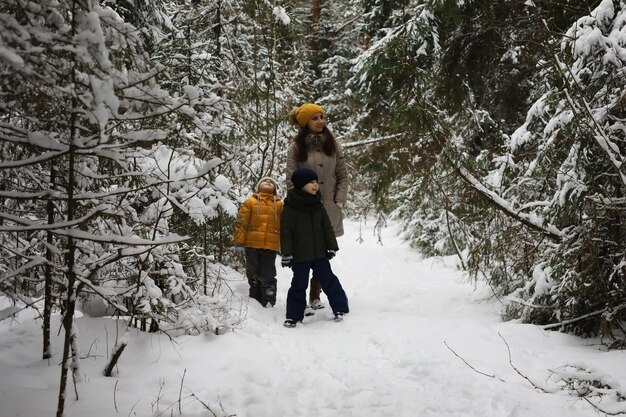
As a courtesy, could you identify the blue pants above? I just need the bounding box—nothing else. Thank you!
[286,259,349,321]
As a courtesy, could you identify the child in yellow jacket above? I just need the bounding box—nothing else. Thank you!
[233,177,284,307]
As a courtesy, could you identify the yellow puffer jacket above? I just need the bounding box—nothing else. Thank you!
[233,192,284,251]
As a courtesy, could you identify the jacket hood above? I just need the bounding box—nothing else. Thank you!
[305,133,328,146]
[250,191,281,223]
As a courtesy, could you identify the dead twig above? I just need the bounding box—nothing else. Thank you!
[443,341,504,381]
[498,332,553,393]
[192,394,219,417]
[178,369,186,415]
[113,380,119,413]
[580,396,626,416]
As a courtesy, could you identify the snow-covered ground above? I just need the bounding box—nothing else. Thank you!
[1,219,625,417]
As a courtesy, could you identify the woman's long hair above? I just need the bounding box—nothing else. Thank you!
[293,125,337,162]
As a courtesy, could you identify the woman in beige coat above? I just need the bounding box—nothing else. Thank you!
[285,103,349,310]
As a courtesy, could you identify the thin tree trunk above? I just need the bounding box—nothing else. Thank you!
[309,0,322,76]
[56,4,79,411]
[203,224,208,295]
[56,143,78,417]
[311,0,321,51]
[43,162,55,360]
[213,0,223,161]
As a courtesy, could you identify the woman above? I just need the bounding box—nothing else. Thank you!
[285,103,349,310]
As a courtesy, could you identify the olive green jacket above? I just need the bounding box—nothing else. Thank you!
[280,188,338,262]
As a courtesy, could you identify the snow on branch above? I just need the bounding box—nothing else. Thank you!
[342,132,410,149]
[74,277,128,314]
[51,229,189,246]
[0,206,188,245]
[539,1,626,187]
[456,165,563,240]
[0,150,68,169]
[0,205,113,232]
[0,123,68,151]
[548,364,626,415]
[0,257,47,284]
[580,94,626,186]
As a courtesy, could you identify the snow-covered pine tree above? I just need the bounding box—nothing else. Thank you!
[0,1,242,414]
[349,0,625,340]
[224,0,298,181]
[133,0,246,320]
[485,0,626,338]
[351,0,446,222]
[308,1,364,138]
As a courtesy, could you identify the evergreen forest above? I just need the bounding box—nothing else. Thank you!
[1,0,625,413]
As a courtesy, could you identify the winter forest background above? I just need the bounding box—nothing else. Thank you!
[1,0,625,415]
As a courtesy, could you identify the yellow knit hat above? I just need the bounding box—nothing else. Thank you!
[287,103,324,127]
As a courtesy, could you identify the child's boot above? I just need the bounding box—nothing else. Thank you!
[249,284,262,304]
[334,312,345,322]
[261,285,276,307]
[283,319,297,328]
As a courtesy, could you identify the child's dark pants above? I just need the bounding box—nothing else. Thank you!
[245,248,277,306]
[286,259,348,321]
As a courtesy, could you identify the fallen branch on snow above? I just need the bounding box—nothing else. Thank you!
[443,340,504,381]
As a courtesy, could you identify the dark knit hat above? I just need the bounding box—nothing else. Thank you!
[291,168,318,190]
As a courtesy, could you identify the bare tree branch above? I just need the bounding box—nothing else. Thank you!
[443,341,503,380]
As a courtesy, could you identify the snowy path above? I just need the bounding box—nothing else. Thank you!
[1,219,625,417]
[202,219,617,417]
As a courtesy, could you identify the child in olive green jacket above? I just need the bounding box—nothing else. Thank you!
[280,168,349,327]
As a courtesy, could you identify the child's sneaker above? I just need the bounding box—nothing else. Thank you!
[283,319,297,328]
[334,312,345,322]
[310,299,325,310]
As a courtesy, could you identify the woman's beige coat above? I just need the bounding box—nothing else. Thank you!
[286,133,348,236]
